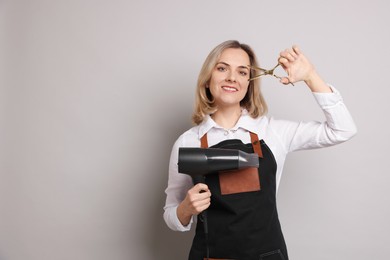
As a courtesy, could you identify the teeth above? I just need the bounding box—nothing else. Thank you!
[222,86,237,91]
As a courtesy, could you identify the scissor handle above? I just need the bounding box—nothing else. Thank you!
[248,63,294,86]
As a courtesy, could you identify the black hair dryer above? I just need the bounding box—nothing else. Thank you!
[178,147,259,184]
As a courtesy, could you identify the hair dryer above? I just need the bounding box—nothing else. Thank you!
[178,147,259,183]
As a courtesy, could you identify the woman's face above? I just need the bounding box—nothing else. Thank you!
[208,48,250,109]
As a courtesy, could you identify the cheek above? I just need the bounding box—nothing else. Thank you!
[208,75,221,91]
[240,83,251,99]
[241,81,250,91]
[210,73,223,84]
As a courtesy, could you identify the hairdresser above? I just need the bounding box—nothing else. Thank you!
[163,40,357,260]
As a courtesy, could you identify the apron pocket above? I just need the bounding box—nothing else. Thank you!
[219,167,260,195]
[259,249,286,260]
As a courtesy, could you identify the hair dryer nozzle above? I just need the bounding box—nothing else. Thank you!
[178,147,259,179]
[237,150,259,169]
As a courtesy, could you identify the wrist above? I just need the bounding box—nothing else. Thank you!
[304,70,332,93]
[177,203,192,226]
[304,68,319,85]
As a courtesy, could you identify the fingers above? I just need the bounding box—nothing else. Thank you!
[189,183,211,200]
[277,45,303,84]
[185,184,211,214]
[192,183,209,193]
[277,45,316,85]
[193,198,211,213]
[292,45,301,55]
[279,45,300,63]
[278,57,289,68]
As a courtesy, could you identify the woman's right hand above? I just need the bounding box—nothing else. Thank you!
[177,183,211,226]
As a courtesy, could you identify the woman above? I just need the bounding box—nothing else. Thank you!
[163,40,357,260]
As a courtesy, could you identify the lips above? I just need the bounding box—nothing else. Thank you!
[222,86,238,92]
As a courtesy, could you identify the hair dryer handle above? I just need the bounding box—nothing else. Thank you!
[192,175,205,185]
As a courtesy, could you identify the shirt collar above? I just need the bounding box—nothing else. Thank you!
[198,114,217,139]
[197,109,261,139]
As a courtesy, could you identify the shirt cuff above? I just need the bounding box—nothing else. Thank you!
[170,205,193,232]
[312,84,343,108]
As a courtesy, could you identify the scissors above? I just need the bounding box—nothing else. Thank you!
[247,63,294,86]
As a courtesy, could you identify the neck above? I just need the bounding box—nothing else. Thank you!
[211,106,242,129]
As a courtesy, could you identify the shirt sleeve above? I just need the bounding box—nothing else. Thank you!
[269,85,357,153]
[163,136,194,231]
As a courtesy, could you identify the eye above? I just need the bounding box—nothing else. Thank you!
[217,66,227,72]
[239,71,248,76]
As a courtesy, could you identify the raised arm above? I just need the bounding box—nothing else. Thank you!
[270,45,357,152]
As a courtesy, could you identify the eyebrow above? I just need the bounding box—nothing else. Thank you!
[217,62,249,70]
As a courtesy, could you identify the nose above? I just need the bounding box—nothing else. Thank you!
[226,71,236,82]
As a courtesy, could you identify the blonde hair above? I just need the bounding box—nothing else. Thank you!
[192,40,268,125]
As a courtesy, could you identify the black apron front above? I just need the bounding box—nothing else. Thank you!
[188,132,288,260]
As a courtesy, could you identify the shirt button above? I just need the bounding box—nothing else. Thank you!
[224,130,229,136]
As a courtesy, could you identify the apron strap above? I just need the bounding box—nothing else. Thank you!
[250,132,263,158]
[200,131,263,158]
[200,133,208,149]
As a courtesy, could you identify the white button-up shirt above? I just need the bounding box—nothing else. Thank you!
[164,86,357,232]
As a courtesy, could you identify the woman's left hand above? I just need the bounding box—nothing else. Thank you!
[278,45,315,85]
[278,45,332,93]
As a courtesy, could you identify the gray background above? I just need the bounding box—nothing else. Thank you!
[1,0,389,259]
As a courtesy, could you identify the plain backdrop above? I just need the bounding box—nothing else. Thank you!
[1,0,389,259]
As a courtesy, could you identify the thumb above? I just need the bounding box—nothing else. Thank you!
[193,183,209,193]
[280,77,291,85]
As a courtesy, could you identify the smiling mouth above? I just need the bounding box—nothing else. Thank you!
[222,86,238,92]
